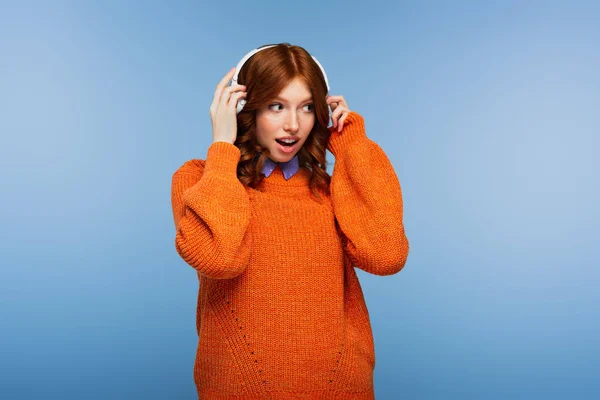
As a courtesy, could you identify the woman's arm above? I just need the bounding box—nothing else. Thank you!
[328,111,410,276]
[171,141,252,279]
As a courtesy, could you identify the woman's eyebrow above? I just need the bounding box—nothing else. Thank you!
[274,96,313,103]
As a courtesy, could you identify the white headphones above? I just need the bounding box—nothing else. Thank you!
[231,44,331,114]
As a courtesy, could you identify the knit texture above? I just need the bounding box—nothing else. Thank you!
[171,111,410,399]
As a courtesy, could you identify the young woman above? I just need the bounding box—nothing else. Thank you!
[171,43,409,399]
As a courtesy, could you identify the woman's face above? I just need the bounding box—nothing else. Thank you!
[255,77,315,163]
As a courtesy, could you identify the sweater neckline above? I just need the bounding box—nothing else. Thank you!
[261,164,310,186]
[256,164,312,193]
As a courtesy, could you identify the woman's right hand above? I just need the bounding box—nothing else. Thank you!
[210,67,247,144]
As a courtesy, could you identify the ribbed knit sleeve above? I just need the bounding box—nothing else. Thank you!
[170,141,252,279]
[327,111,410,276]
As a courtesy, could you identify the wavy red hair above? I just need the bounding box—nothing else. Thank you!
[233,42,332,202]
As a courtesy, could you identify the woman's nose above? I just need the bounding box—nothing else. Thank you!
[284,114,299,132]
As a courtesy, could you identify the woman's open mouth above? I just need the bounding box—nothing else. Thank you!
[275,138,300,153]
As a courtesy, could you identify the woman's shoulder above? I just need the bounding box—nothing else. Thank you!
[172,158,206,178]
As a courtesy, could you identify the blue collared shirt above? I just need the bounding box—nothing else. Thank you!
[261,154,300,180]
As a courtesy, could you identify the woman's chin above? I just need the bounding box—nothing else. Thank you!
[270,153,296,163]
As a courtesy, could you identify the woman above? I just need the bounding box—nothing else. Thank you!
[171,43,409,399]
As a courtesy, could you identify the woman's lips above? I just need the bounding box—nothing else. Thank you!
[275,139,300,153]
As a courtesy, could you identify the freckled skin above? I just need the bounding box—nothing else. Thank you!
[255,78,315,163]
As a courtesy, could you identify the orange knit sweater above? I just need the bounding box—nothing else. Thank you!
[171,111,409,399]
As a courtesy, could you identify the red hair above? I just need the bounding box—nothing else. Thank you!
[234,43,332,202]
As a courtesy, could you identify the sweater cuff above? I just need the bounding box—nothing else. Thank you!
[326,111,368,157]
[203,141,241,177]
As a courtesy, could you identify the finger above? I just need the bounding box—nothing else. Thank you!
[220,67,237,88]
[329,108,337,128]
[329,100,340,117]
[326,94,344,102]
[212,67,237,110]
[227,90,247,110]
[219,84,246,111]
[337,113,348,132]
[326,95,346,106]
[327,97,345,117]
[329,103,338,116]
[331,107,347,126]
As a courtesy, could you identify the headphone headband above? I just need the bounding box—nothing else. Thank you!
[231,44,330,114]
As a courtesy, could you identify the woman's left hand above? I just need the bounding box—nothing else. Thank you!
[326,94,351,133]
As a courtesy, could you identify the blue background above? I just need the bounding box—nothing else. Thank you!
[2,1,599,399]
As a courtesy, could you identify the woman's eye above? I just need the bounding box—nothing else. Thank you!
[268,103,314,112]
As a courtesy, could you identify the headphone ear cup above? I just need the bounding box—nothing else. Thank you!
[236,98,246,114]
